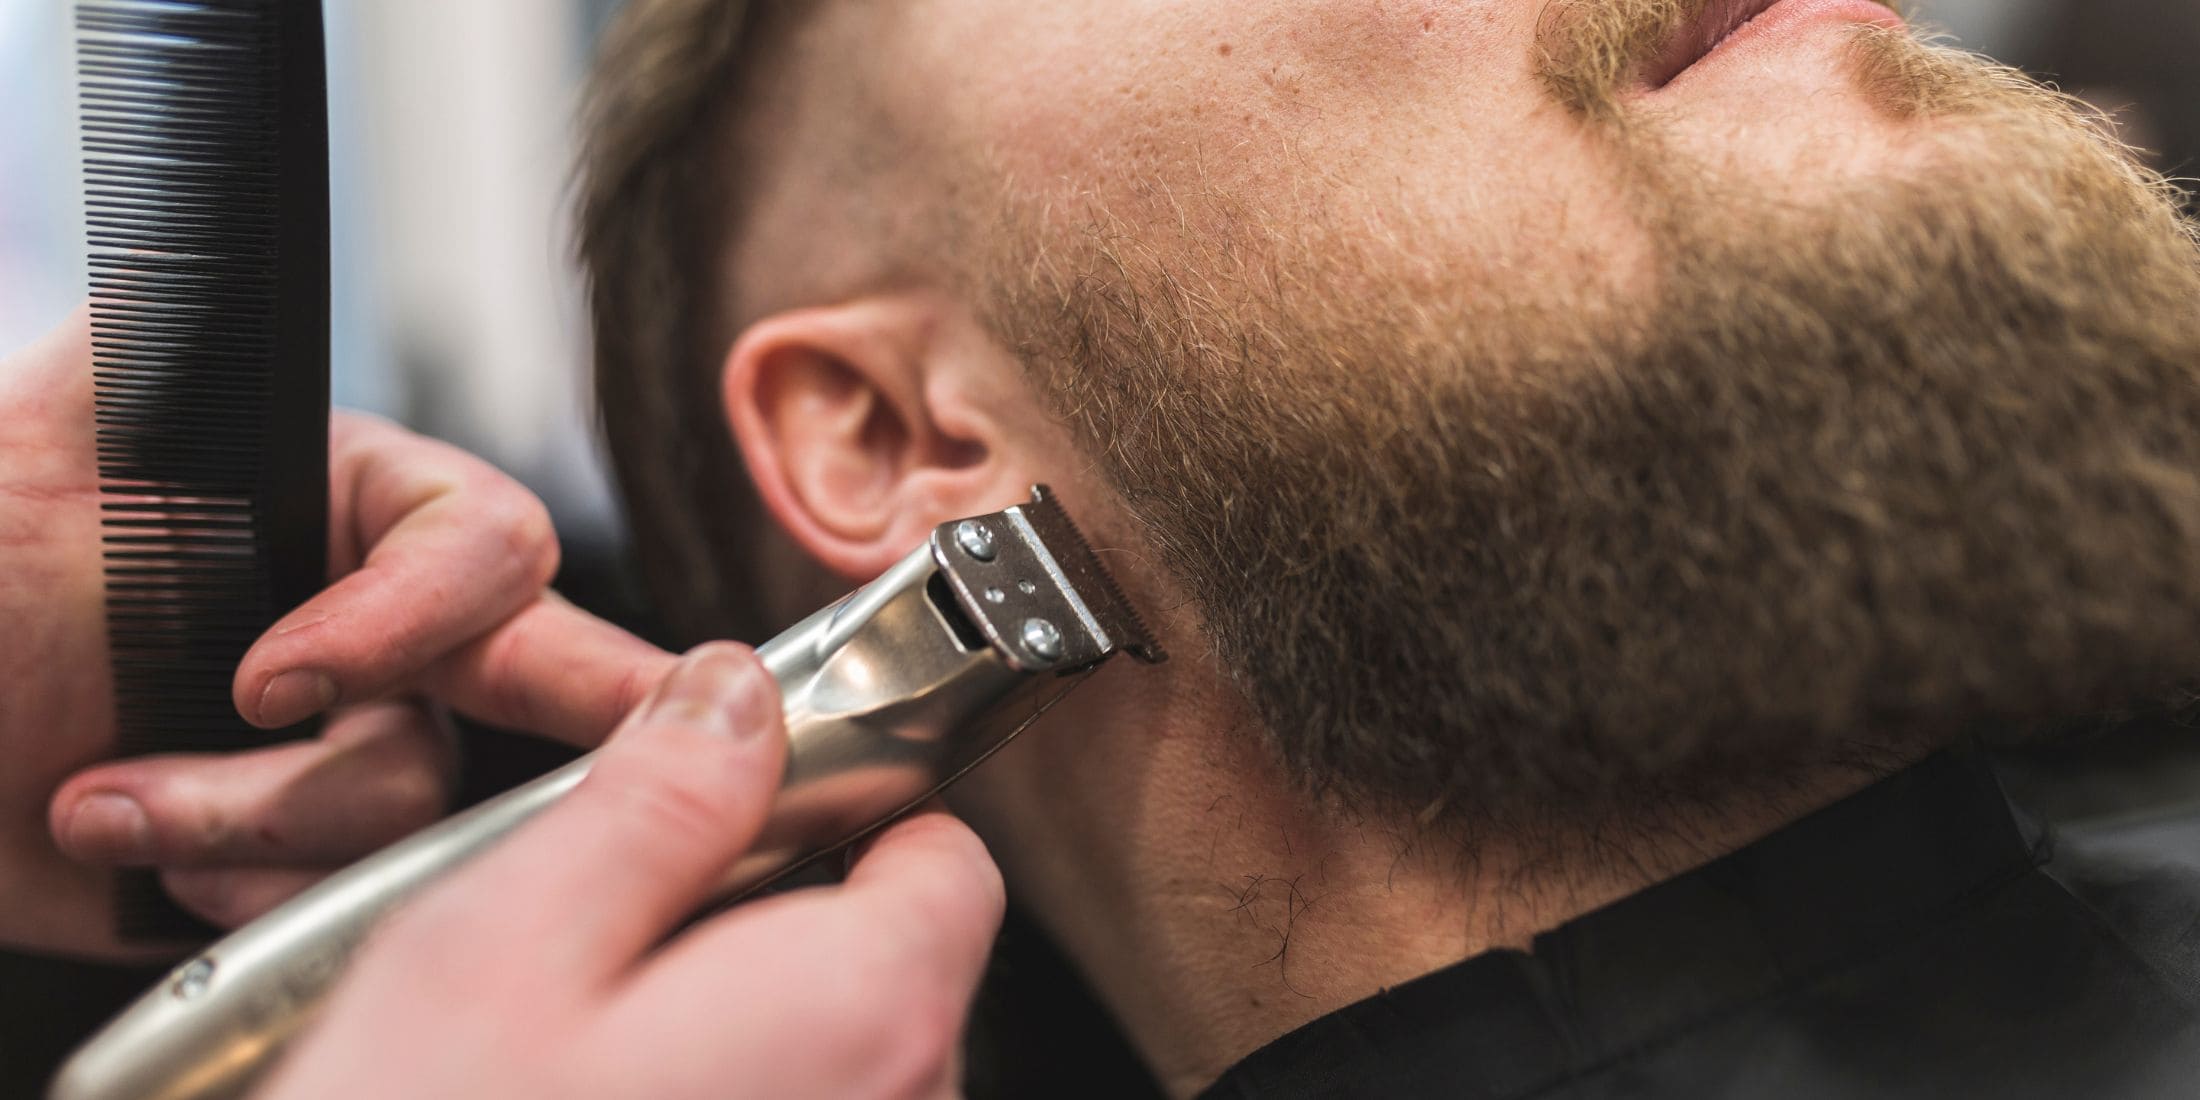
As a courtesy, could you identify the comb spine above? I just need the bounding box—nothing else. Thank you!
[265,0,330,612]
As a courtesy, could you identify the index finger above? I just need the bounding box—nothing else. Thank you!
[614,812,1005,1081]
[421,592,680,748]
[232,413,560,728]
[838,811,1008,975]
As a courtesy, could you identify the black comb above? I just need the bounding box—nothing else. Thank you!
[77,0,331,942]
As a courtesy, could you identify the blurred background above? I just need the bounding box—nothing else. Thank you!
[1,0,2198,1096]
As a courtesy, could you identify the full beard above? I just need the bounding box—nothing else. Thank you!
[977,21,2200,824]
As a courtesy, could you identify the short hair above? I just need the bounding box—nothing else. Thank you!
[577,0,768,643]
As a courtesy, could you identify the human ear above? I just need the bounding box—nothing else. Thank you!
[721,296,1037,581]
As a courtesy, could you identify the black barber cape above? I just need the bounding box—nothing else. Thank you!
[1199,750,2200,1099]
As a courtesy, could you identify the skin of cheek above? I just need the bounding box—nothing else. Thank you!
[912,0,1644,874]
[896,0,1655,324]
[914,0,1646,856]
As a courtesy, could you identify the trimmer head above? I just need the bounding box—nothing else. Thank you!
[929,485,1167,671]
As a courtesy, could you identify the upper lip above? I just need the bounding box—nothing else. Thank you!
[1643,0,1783,88]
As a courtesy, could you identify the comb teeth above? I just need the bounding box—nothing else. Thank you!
[79,0,331,941]
[79,0,330,755]
[1016,486,1167,664]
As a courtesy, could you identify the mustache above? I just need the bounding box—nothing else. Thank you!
[1535,0,1904,116]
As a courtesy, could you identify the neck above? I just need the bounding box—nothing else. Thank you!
[959,664,1896,1097]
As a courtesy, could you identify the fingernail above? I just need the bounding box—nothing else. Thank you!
[258,670,337,727]
[65,792,152,863]
[646,647,770,740]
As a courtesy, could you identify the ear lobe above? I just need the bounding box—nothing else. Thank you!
[722,300,1018,582]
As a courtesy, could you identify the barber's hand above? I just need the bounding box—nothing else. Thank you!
[1,307,674,959]
[256,644,1005,1100]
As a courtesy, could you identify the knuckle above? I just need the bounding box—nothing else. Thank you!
[597,765,735,847]
[377,762,450,834]
[608,660,659,725]
[160,871,240,926]
[159,799,236,864]
[480,620,542,727]
[477,483,558,581]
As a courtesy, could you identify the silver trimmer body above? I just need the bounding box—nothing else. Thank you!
[50,486,1163,1100]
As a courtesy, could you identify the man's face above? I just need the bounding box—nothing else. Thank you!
[854,1,2200,820]
[899,0,1911,305]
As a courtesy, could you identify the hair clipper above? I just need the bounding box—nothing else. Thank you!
[51,485,1165,1100]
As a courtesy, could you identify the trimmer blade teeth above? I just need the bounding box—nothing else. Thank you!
[1015,486,1168,664]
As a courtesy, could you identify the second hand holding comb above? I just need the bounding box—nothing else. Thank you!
[52,485,1165,1100]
